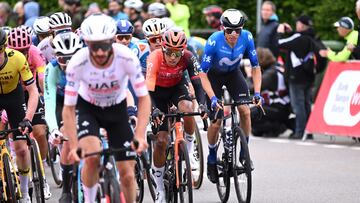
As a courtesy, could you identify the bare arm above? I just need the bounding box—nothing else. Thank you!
[252,67,262,94]
[134,95,151,139]
[199,72,215,99]
[62,105,78,150]
[24,83,39,121]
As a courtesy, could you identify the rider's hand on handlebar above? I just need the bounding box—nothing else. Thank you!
[198,104,209,119]
[131,138,148,154]
[18,118,32,134]
[151,108,165,127]
[49,129,64,146]
[68,148,81,163]
[253,92,264,106]
[210,96,223,111]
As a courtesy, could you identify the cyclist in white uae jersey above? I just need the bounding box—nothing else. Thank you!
[62,13,151,203]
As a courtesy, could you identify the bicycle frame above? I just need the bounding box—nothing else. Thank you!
[173,120,185,189]
[0,138,21,200]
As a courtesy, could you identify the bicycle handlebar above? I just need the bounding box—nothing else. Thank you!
[0,128,19,139]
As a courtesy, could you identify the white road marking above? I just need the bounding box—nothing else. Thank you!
[295,142,318,146]
[323,144,347,149]
[268,139,290,144]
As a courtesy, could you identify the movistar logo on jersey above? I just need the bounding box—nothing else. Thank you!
[219,54,243,66]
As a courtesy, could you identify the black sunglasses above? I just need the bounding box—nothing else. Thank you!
[56,55,73,66]
[88,42,113,52]
[224,27,242,35]
[116,35,132,41]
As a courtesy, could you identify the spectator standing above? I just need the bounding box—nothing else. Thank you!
[85,2,102,18]
[202,5,223,30]
[351,0,360,59]
[140,3,150,21]
[165,0,191,37]
[277,15,322,139]
[319,17,359,62]
[124,0,144,39]
[63,0,86,30]
[24,1,40,27]
[13,1,25,26]
[257,1,279,57]
[0,2,16,27]
[107,0,128,21]
[148,2,167,18]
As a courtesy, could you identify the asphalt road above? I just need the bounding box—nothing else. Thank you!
[46,130,360,203]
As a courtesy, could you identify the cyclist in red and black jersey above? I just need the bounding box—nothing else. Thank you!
[146,27,206,203]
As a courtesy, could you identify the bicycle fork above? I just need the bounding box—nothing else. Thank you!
[174,122,183,189]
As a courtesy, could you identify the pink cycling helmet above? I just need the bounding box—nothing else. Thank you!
[7,27,32,50]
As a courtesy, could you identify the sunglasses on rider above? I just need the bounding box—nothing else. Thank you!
[54,28,72,36]
[56,55,73,66]
[88,41,113,52]
[224,27,242,35]
[116,34,132,41]
[163,48,183,58]
[148,36,162,44]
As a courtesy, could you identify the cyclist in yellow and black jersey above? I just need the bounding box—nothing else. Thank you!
[0,28,39,203]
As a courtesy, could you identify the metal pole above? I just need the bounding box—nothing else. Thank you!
[256,0,263,34]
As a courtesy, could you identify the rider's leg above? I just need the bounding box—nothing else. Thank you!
[13,140,31,195]
[153,131,168,191]
[79,136,102,203]
[117,161,136,203]
[60,127,72,194]
[32,124,48,160]
[207,120,221,163]
[237,105,251,139]
[178,100,196,159]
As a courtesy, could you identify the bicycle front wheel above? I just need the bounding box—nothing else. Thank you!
[177,141,193,203]
[3,153,17,203]
[192,124,204,189]
[233,127,252,203]
[105,178,122,203]
[216,132,231,203]
[49,146,63,187]
[30,138,45,203]
[135,156,144,203]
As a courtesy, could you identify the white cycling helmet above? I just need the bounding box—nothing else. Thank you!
[148,3,167,17]
[142,18,166,37]
[52,32,83,55]
[1,26,12,36]
[49,12,72,29]
[124,0,143,12]
[81,13,117,41]
[19,25,34,36]
[33,16,50,34]
[162,17,175,30]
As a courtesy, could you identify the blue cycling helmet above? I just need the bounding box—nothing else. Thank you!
[116,20,134,35]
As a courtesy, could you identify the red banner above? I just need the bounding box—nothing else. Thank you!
[306,61,360,137]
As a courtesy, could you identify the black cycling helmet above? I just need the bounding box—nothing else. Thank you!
[0,28,7,46]
[220,9,246,28]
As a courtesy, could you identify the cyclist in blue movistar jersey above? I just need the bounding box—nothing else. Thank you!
[131,18,167,74]
[44,32,83,203]
[198,9,263,184]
